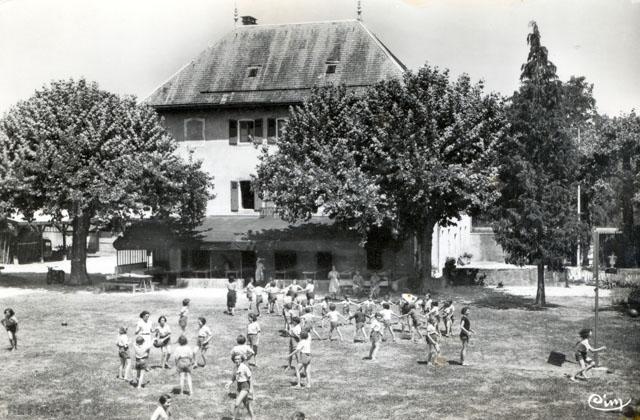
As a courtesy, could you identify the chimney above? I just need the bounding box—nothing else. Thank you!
[241,16,257,25]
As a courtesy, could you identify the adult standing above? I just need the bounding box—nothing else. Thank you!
[135,310,153,348]
[328,266,340,299]
[352,270,364,297]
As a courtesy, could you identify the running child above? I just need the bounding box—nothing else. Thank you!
[570,328,606,382]
[300,306,323,340]
[247,313,261,366]
[116,326,131,380]
[379,302,401,342]
[425,316,440,365]
[402,303,424,342]
[288,331,312,389]
[304,279,316,306]
[287,316,302,370]
[2,308,18,351]
[282,302,294,333]
[173,335,195,395]
[265,281,281,314]
[225,354,255,420]
[323,303,347,341]
[133,335,151,389]
[195,317,212,368]
[459,307,475,366]
[154,315,172,369]
[178,298,190,333]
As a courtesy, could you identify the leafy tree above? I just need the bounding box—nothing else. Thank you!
[491,22,591,305]
[255,66,507,291]
[0,79,212,284]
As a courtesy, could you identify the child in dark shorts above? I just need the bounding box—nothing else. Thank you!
[178,298,190,333]
[301,306,322,340]
[570,328,606,382]
[402,304,424,343]
[266,281,281,314]
[173,335,195,395]
[132,335,151,388]
[288,331,312,389]
[225,354,255,420]
[367,313,384,360]
[2,308,18,351]
[459,307,475,366]
[323,303,347,341]
[247,313,261,365]
[287,316,302,369]
[349,306,369,342]
[116,326,130,380]
[425,317,440,365]
[227,275,238,316]
[196,317,212,368]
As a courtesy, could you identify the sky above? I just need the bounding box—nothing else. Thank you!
[0,0,639,116]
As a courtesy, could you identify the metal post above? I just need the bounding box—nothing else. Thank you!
[592,229,599,364]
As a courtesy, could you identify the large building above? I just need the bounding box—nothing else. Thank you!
[117,18,502,284]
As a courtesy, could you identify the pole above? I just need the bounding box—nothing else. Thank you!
[592,229,599,365]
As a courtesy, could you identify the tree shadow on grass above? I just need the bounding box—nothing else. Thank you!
[0,272,107,292]
[473,287,562,310]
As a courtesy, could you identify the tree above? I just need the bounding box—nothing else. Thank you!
[255,65,507,291]
[491,22,590,305]
[0,79,212,284]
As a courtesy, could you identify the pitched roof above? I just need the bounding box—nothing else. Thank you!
[146,20,405,108]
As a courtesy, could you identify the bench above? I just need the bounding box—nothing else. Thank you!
[102,281,138,293]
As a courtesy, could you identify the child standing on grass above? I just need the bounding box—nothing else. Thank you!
[379,302,400,343]
[247,314,261,366]
[459,307,475,366]
[366,312,384,360]
[135,310,153,349]
[225,354,256,420]
[288,331,312,389]
[287,316,302,370]
[349,306,369,342]
[2,308,18,351]
[402,304,424,343]
[305,279,316,306]
[227,275,238,316]
[441,301,455,337]
[324,303,348,341]
[570,328,607,382]
[266,281,281,314]
[195,317,212,368]
[173,335,195,395]
[150,394,172,420]
[231,335,256,366]
[301,306,323,340]
[178,298,190,333]
[425,317,440,365]
[133,336,151,389]
[117,326,131,380]
[154,315,172,369]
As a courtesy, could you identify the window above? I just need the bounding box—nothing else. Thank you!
[229,119,263,144]
[247,67,259,78]
[240,181,254,209]
[184,118,205,141]
[231,180,262,212]
[325,64,337,74]
[267,118,288,144]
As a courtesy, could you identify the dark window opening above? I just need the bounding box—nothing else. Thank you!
[240,181,255,210]
[247,67,259,78]
[326,64,337,74]
[239,120,255,143]
[275,251,297,271]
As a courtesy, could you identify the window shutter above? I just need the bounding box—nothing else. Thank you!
[230,181,239,212]
[253,188,262,211]
[267,118,276,144]
[229,120,238,145]
[254,119,263,138]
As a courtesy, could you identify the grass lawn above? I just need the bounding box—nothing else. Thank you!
[0,276,638,420]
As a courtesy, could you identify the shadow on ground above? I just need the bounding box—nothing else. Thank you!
[0,272,107,291]
[472,287,562,310]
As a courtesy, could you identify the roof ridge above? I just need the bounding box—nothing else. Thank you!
[356,21,406,73]
[234,19,358,28]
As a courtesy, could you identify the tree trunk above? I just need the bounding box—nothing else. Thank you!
[69,205,91,285]
[535,262,546,306]
[621,155,635,267]
[415,221,436,293]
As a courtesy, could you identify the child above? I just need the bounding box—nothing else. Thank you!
[367,312,384,360]
[427,302,441,334]
[352,270,364,297]
[323,303,347,341]
[304,279,316,306]
[254,285,265,315]
[295,287,308,308]
[570,328,606,382]
[225,354,255,420]
[402,304,424,343]
[150,394,172,420]
[2,308,18,351]
[133,335,151,389]
[154,315,172,369]
[231,335,256,365]
[135,310,153,349]
[300,306,323,340]
[265,281,281,314]
[245,278,256,312]
[288,331,312,389]
[341,298,353,319]
[173,335,195,395]
[441,301,455,337]
[459,307,475,366]
[116,326,131,380]
[247,313,261,366]
[282,302,293,333]
[287,316,302,370]
[369,272,381,299]
[226,275,238,316]
[420,294,432,315]
[349,306,369,342]
[379,302,400,343]
[178,298,190,333]
[361,297,376,317]
[195,317,212,368]
[425,316,440,365]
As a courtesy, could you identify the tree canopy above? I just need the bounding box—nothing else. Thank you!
[491,22,594,305]
[0,79,212,284]
[255,65,508,290]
